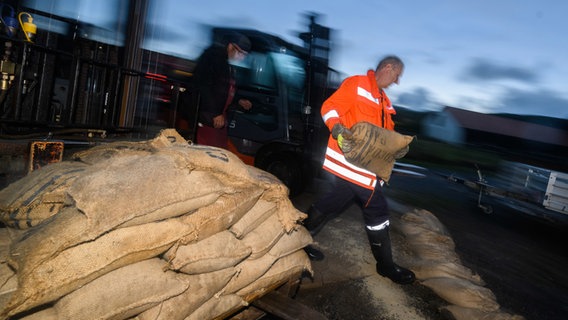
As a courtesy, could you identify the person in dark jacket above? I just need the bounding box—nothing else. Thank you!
[192,32,252,148]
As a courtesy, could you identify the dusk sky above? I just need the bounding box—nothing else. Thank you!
[24,0,568,119]
[146,0,568,119]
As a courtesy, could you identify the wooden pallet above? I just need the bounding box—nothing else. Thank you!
[225,271,327,320]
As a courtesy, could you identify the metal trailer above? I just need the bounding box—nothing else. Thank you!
[444,161,568,225]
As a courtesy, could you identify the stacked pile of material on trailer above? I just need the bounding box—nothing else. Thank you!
[0,129,313,320]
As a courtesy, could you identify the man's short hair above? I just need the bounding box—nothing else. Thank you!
[376,55,404,71]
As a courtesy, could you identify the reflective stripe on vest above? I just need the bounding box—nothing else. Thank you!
[322,109,339,123]
[323,147,377,188]
[357,86,380,104]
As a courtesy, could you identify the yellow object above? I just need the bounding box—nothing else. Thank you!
[337,134,345,150]
[18,12,36,42]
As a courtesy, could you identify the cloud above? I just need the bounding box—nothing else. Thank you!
[497,88,568,118]
[395,87,440,111]
[461,58,538,83]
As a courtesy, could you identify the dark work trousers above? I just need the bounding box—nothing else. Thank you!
[313,175,390,228]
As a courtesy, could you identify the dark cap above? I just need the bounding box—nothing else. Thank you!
[228,33,251,52]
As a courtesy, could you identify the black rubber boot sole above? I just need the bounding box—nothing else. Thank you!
[304,245,325,261]
[377,264,416,284]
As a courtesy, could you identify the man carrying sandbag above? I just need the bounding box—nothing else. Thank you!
[303,55,415,285]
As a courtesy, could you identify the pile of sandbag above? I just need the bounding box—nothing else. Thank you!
[0,129,313,320]
[400,209,524,320]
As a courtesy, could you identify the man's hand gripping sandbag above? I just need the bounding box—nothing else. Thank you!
[331,123,354,153]
[333,122,414,183]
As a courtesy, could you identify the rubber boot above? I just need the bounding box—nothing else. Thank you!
[304,245,325,261]
[303,206,326,261]
[366,227,415,284]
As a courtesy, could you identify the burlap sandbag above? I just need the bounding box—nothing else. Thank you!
[15,307,57,320]
[11,260,189,320]
[240,213,285,260]
[408,244,461,263]
[237,250,312,300]
[135,267,237,320]
[161,144,257,191]
[8,167,223,274]
[407,225,455,246]
[1,228,21,308]
[223,227,312,294]
[411,261,485,285]
[7,207,89,273]
[0,161,87,229]
[267,192,307,233]
[53,258,191,320]
[72,140,154,165]
[222,252,276,295]
[71,128,188,165]
[421,277,500,311]
[68,152,228,228]
[404,231,460,264]
[2,217,198,318]
[343,121,414,183]
[267,227,312,258]
[230,199,278,239]
[185,294,248,320]
[401,209,452,236]
[162,145,304,232]
[443,305,525,320]
[0,227,22,263]
[178,187,264,243]
[0,263,16,294]
[0,265,17,311]
[236,200,309,261]
[401,223,455,248]
[0,227,17,292]
[160,144,281,191]
[164,230,251,274]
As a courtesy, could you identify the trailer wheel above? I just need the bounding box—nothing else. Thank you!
[262,153,304,196]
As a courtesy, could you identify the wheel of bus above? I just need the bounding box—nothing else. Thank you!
[263,153,304,197]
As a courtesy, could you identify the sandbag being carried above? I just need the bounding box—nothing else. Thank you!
[343,121,414,183]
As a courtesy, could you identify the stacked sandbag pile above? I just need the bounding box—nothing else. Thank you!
[400,209,524,320]
[0,129,313,320]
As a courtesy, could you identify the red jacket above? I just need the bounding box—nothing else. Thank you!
[321,70,396,189]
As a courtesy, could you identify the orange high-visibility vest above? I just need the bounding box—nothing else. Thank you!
[321,70,396,189]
